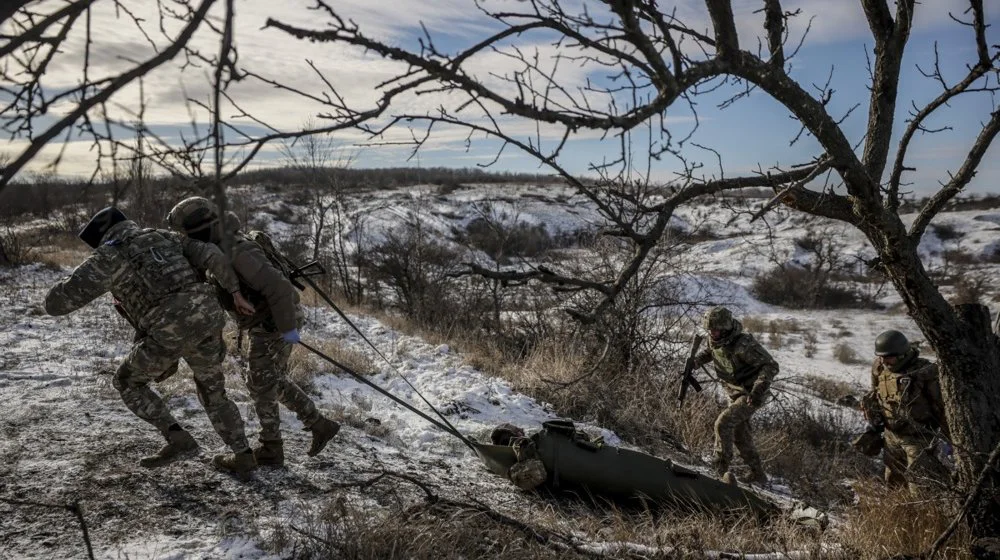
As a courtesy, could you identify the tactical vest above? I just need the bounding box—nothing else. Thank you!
[109,227,201,322]
[874,357,937,435]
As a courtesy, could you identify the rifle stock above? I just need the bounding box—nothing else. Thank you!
[677,334,705,405]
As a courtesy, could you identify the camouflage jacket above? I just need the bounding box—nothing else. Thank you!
[210,231,301,334]
[867,351,948,438]
[694,320,779,400]
[45,221,241,330]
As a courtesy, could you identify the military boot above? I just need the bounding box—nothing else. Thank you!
[747,465,768,486]
[253,440,285,467]
[306,417,340,457]
[139,427,199,468]
[212,448,257,478]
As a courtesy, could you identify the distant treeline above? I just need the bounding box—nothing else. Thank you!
[0,166,560,219]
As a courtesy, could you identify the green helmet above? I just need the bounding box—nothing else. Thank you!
[166,196,219,235]
[874,330,910,357]
[703,306,734,332]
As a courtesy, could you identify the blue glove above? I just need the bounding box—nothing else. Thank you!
[281,329,301,344]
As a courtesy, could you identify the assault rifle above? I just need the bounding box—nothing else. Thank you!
[677,333,705,406]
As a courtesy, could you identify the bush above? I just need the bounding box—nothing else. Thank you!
[458,217,555,263]
[752,265,873,309]
[0,226,34,266]
[833,342,865,364]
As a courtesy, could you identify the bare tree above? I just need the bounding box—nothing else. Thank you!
[263,0,1000,544]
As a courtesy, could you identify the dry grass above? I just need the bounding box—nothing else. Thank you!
[262,482,837,560]
[288,338,376,392]
[837,481,968,559]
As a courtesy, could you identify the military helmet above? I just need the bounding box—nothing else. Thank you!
[703,306,734,332]
[874,330,910,357]
[166,196,219,234]
[79,206,128,249]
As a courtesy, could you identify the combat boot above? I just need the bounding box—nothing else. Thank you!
[212,448,257,478]
[747,466,768,486]
[253,440,285,467]
[139,427,199,468]
[307,417,341,457]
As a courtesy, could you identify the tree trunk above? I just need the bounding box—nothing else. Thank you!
[865,218,1000,542]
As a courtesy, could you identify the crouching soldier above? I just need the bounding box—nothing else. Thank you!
[691,307,778,486]
[45,207,258,475]
[167,197,340,467]
[861,330,950,496]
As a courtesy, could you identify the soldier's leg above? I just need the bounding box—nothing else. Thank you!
[185,331,250,453]
[881,432,909,487]
[247,332,321,437]
[901,437,947,497]
[733,415,766,482]
[113,338,182,432]
[714,398,754,475]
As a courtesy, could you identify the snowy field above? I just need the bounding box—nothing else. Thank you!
[2,183,999,558]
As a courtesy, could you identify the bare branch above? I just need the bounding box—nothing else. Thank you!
[0,0,218,190]
[762,0,785,68]
[909,109,1000,243]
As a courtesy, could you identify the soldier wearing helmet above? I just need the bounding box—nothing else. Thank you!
[691,306,778,486]
[167,197,340,467]
[862,330,950,495]
[45,207,259,475]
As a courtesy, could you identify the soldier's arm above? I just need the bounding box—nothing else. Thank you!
[693,347,713,368]
[919,363,951,438]
[44,252,114,316]
[232,246,299,333]
[743,339,779,398]
[178,235,241,293]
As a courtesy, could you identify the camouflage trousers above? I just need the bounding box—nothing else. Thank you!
[713,395,765,476]
[245,328,321,443]
[112,293,249,452]
[883,429,949,497]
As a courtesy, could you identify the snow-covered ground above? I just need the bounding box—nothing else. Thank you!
[3,183,999,558]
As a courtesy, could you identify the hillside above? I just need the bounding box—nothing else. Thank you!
[2,182,998,558]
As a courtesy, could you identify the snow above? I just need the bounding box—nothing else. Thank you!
[3,185,998,558]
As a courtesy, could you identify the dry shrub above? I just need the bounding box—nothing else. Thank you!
[266,484,831,560]
[837,481,967,559]
[754,402,878,508]
[833,342,865,365]
[0,226,35,266]
[265,492,592,560]
[794,374,858,404]
[288,339,375,392]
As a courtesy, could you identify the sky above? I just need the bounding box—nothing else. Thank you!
[2,0,998,195]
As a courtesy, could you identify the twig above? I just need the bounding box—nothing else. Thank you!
[0,496,95,559]
[927,437,1000,559]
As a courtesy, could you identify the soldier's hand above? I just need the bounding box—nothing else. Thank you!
[233,291,255,316]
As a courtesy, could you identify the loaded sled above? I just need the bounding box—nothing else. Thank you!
[475,419,778,518]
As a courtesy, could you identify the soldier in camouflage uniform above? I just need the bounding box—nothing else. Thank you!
[44,207,258,475]
[691,306,778,485]
[167,197,340,467]
[861,330,950,496]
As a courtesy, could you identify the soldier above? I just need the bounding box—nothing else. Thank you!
[166,197,340,467]
[691,306,778,485]
[44,207,259,475]
[861,330,950,496]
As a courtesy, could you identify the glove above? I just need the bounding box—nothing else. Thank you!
[281,329,301,344]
